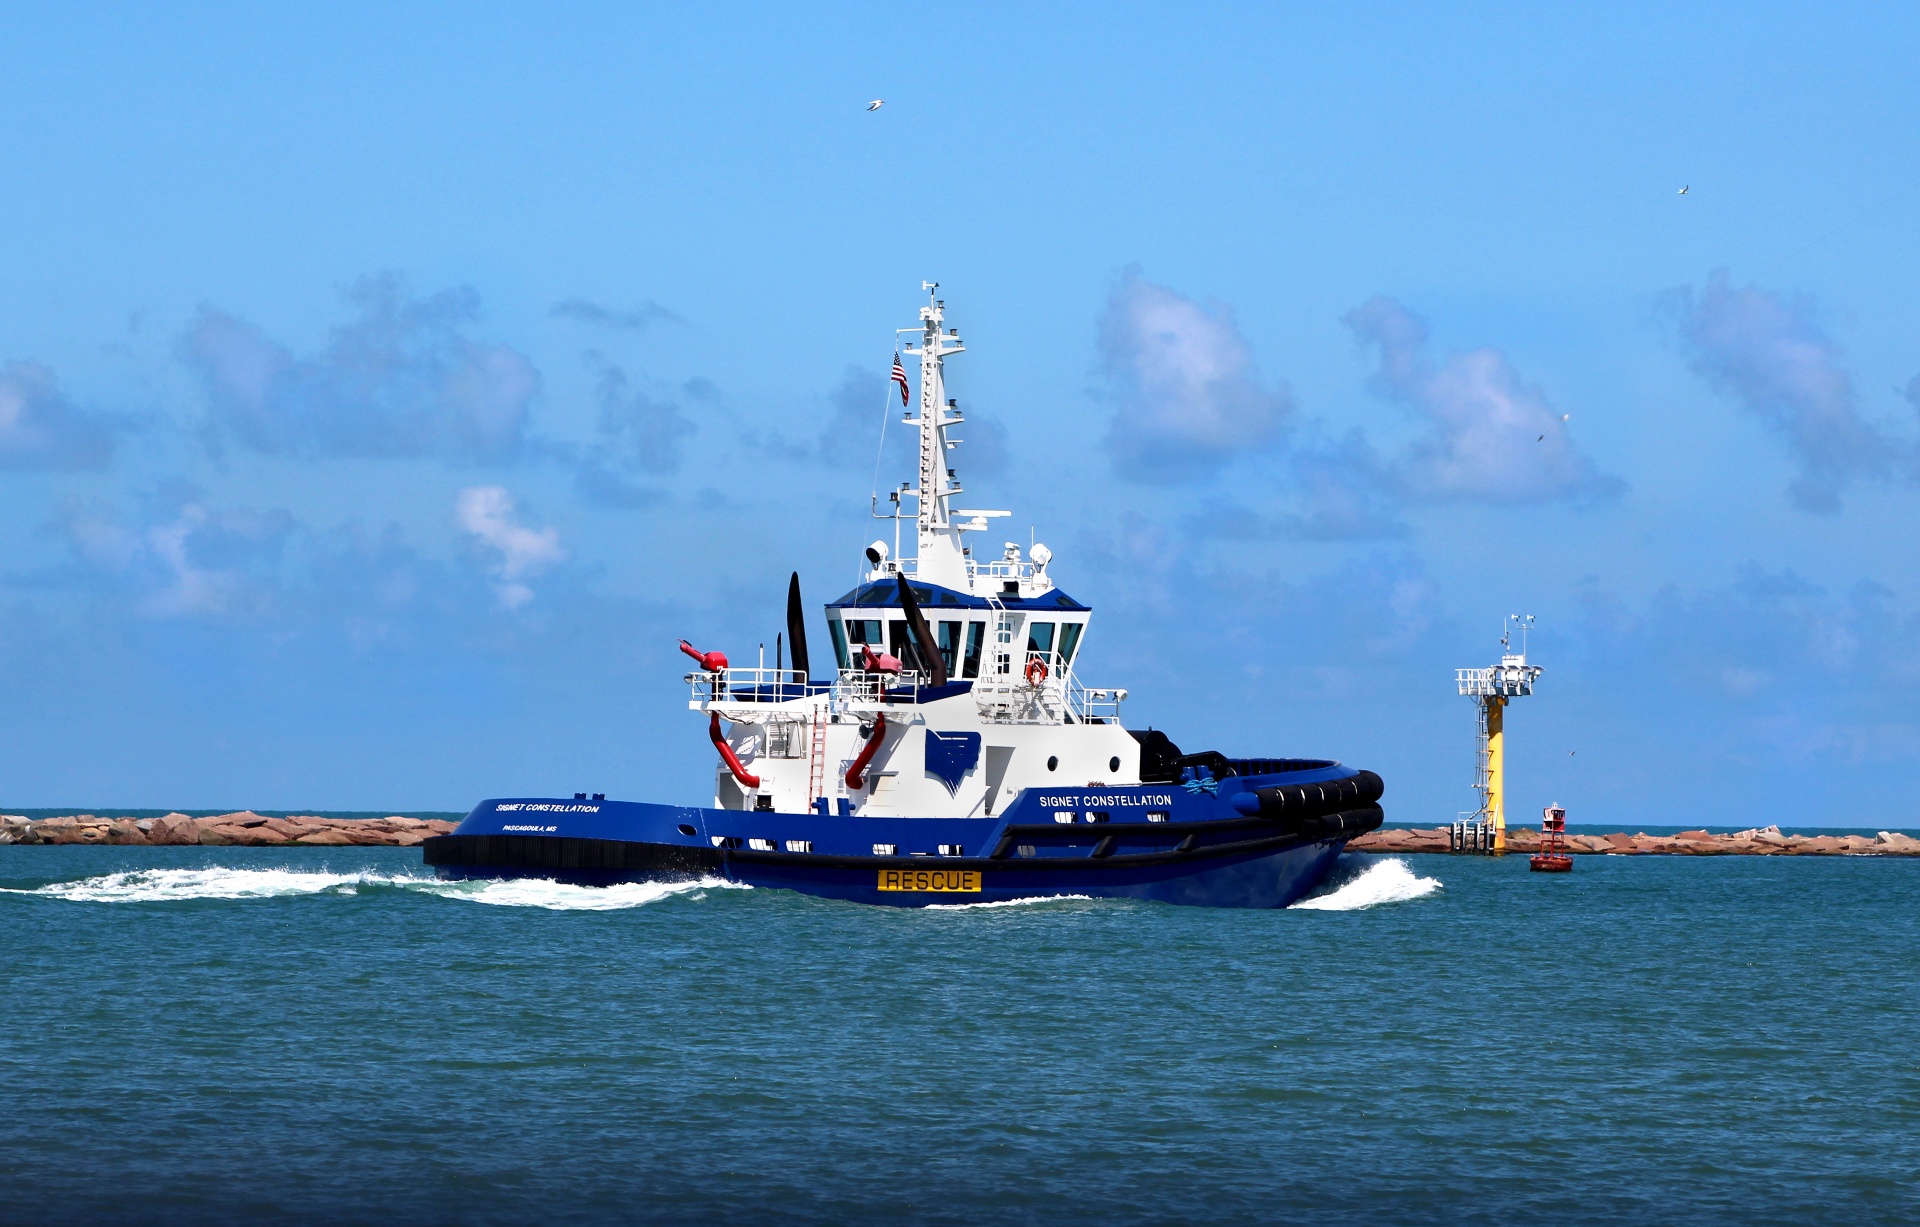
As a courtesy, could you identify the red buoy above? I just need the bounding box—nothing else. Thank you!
[1530,803,1573,872]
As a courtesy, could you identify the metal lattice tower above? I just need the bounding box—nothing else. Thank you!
[1455,615,1543,853]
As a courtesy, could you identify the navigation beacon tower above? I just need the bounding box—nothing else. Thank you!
[1456,615,1543,853]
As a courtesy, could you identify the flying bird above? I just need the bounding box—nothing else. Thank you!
[1678,185,1690,195]
[867,99,884,111]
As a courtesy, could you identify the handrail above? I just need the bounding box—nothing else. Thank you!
[690,666,934,713]
[688,663,1123,723]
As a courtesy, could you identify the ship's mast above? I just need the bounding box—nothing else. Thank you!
[901,282,969,588]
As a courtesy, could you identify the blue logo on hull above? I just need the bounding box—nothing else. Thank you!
[924,730,982,795]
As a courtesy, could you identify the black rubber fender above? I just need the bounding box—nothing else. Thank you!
[1297,804,1385,841]
[1234,770,1384,820]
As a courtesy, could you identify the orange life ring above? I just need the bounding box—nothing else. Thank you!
[1024,656,1049,687]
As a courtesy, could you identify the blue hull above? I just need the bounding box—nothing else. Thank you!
[717,838,1346,908]
[424,767,1382,910]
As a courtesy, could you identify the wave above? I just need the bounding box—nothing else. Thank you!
[408,876,749,911]
[5,866,374,903]
[924,893,1095,911]
[5,859,1432,913]
[2,867,749,911]
[1290,856,1441,911]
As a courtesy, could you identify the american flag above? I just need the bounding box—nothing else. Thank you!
[891,354,911,406]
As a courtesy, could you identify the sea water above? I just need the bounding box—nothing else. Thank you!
[1,845,1914,1225]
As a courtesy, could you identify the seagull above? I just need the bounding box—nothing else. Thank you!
[1678,185,1689,195]
[867,99,884,111]
[1537,434,1545,442]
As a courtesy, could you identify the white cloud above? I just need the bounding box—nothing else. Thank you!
[0,361,122,470]
[1098,272,1292,482]
[591,365,696,475]
[181,274,540,463]
[550,298,681,331]
[59,497,293,619]
[1345,296,1621,504]
[455,486,564,609]
[1671,271,1908,511]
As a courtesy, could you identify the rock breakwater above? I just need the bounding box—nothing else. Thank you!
[0,812,456,847]
[1351,824,1920,857]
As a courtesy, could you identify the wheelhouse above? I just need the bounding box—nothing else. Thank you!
[825,580,1091,682]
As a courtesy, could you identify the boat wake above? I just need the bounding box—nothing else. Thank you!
[1290,856,1441,911]
[416,876,748,910]
[1,867,749,911]
[925,893,1095,911]
[5,866,372,903]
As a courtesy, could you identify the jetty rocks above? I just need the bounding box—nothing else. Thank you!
[1351,824,1920,857]
[0,812,456,847]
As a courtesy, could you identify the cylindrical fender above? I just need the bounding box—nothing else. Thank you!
[1231,770,1385,819]
[1298,804,1385,841]
[844,714,888,791]
[710,712,760,788]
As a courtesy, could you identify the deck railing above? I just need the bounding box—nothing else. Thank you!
[863,556,1049,588]
[688,663,1125,725]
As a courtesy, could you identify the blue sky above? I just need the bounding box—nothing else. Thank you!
[2,2,1917,825]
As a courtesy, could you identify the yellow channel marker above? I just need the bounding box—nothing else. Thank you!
[877,868,982,893]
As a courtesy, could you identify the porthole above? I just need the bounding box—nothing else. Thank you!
[1046,755,1058,771]
[1108,755,1120,772]
[677,823,697,836]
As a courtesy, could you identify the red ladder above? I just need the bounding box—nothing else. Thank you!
[806,706,828,812]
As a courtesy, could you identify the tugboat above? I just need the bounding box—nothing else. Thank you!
[423,286,1385,908]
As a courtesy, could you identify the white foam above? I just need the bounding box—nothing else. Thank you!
[413,876,748,911]
[924,893,1094,911]
[3,867,748,910]
[6,866,373,903]
[1290,856,1441,911]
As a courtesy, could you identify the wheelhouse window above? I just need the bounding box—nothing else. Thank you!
[1026,621,1056,665]
[963,621,985,678]
[936,621,962,676]
[1058,622,1083,669]
[887,620,925,672]
[839,617,881,670]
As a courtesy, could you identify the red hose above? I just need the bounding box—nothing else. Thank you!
[710,712,760,788]
[844,714,887,791]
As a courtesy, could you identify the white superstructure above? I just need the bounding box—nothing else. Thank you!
[688,287,1138,819]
